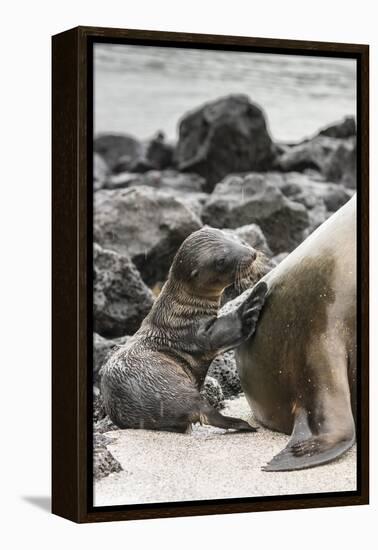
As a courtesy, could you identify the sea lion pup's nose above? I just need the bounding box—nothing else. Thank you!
[237,237,257,262]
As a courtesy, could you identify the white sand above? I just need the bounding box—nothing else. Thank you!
[94,395,356,507]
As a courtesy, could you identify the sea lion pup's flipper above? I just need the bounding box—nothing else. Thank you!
[262,349,356,471]
[197,281,268,354]
[199,401,258,432]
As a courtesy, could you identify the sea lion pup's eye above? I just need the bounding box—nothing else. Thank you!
[215,257,226,270]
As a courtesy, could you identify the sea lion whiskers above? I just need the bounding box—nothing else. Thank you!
[234,257,243,294]
[232,251,267,294]
[237,251,269,292]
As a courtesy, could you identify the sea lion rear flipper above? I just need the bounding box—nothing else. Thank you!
[200,402,258,432]
[262,439,354,472]
[262,407,355,472]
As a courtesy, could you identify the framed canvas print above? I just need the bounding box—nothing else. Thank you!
[52,26,369,523]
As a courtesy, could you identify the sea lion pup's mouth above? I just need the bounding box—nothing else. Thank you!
[234,250,270,294]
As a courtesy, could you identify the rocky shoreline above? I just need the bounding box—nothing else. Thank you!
[93,94,356,479]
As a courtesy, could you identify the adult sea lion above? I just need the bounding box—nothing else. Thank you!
[101,227,268,433]
[237,195,357,470]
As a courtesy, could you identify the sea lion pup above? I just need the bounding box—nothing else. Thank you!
[236,196,357,470]
[101,227,268,433]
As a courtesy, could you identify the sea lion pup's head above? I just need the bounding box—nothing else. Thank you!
[169,227,260,298]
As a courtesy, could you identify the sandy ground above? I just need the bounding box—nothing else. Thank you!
[94,395,356,506]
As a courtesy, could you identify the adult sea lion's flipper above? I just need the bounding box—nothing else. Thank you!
[262,407,355,472]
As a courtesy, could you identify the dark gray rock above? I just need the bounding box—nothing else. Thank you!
[223,224,272,256]
[94,153,109,191]
[278,173,329,233]
[104,169,207,193]
[94,186,202,285]
[95,416,119,434]
[322,186,353,211]
[104,170,208,219]
[318,116,356,139]
[103,172,140,190]
[93,433,122,480]
[277,135,356,188]
[94,133,143,172]
[110,133,175,174]
[176,94,277,191]
[277,136,340,173]
[278,172,353,227]
[93,243,154,337]
[208,351,242,398]
[149,170,207,194]
[176,193,208,221]
[275,171,314,198]
[146,132,175,169]
[115,158,152,174]
[202,173,309,254]
[93,391,106,422]
[323,139,356,188]
[201,376,224,409]
[131,170,207,193]
[134,171,208,219]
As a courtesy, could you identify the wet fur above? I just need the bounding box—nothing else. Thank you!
[237,197,356,470]
[101,227,267,433]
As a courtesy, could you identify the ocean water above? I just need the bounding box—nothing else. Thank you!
[94,44,356,143]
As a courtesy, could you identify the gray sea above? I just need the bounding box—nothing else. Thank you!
[94,43,356,143]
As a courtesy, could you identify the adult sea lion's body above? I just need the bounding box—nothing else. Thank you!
[101,227,267,433]
[237,196,356,470]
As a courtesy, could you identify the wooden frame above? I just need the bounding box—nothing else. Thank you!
[52,26,369,523]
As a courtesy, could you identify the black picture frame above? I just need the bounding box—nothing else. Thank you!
[52,26,369,523]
